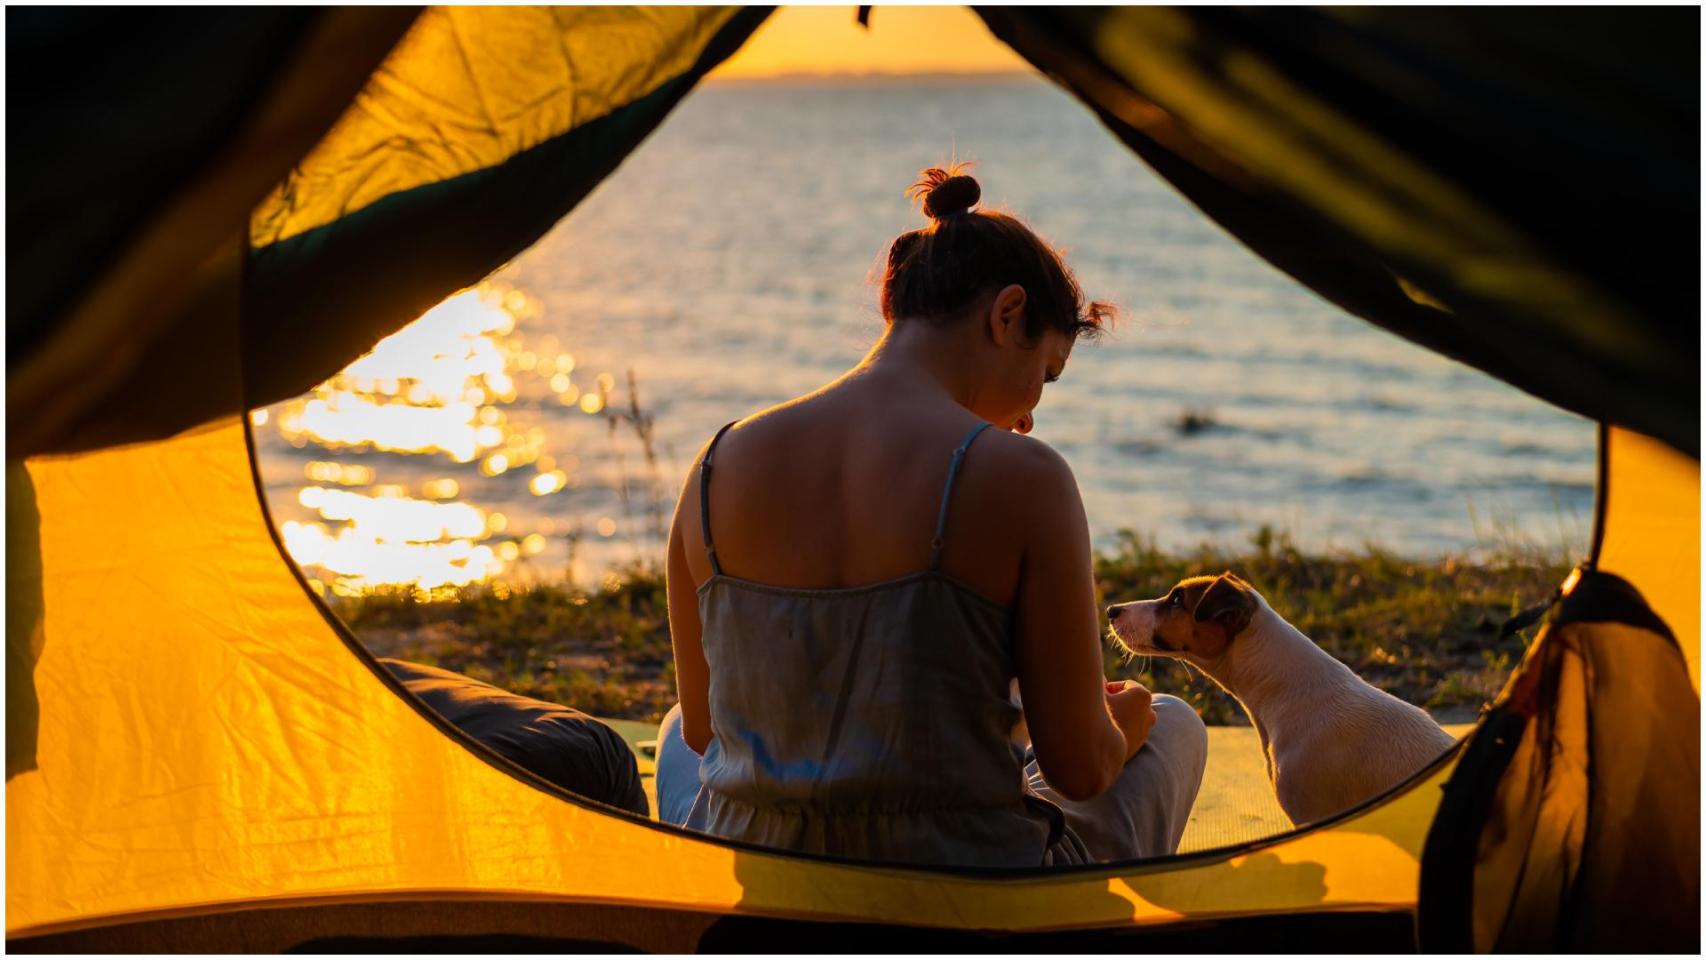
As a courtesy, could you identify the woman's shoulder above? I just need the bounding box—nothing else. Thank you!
[958,429,1088,539]
[692,403,789,462]
[971,427,1078,488]
[681,399,820,488]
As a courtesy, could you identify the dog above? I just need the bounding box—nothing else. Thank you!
[1106,572,1455,826]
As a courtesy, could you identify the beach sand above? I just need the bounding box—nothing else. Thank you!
[600,717,1477,856]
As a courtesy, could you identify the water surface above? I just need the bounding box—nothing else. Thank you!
[256,76,1594,595]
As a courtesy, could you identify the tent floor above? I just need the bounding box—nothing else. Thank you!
[603,718,1475,852]
[10,898,1422,953]
[11,722,1469,952]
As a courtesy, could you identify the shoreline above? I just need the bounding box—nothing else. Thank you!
[335,526,1570,727]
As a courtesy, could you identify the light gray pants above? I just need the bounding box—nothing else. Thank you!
[654,704,704,827]
[1026,693,1208,860]
[655,694,1207,860]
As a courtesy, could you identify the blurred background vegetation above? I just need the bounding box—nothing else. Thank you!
[335,524,1569,726]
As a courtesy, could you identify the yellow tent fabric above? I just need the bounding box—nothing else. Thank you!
[251,6,740,247]
[7,419,1455,942]
[1598,425,1701,689]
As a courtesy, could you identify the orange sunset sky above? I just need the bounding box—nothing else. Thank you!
[709,6,1032,79]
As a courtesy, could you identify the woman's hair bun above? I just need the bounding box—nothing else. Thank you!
[907,163,981,220]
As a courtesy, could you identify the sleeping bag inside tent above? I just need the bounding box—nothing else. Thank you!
[7,6,1698,952]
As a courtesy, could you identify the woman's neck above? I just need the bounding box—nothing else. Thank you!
[855,320,984,410]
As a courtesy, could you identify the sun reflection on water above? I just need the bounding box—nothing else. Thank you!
[283,518,502,594]
[261,281,621,597]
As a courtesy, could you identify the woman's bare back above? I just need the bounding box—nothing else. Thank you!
[676,373,1048,610]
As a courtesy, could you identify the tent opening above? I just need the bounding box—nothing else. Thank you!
[250,46,1595,857]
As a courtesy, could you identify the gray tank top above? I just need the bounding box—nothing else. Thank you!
[682,421,1093,867]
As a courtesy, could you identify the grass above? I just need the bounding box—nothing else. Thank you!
[334,526,1574,727]
[338,566,676,720]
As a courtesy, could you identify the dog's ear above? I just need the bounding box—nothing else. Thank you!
[1192,573,1257,652]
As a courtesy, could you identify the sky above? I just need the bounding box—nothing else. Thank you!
[708,6,1033,79]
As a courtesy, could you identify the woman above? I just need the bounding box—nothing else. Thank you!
[654,166,1207,866]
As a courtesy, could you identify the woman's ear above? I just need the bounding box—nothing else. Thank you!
[986,284,1027,346]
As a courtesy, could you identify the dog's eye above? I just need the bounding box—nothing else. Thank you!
[1167,592,1182,606]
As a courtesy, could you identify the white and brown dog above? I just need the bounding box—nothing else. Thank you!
[1107,572,1455,826]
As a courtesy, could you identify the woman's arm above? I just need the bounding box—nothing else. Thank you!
[1010,442,1147,801]
[667,456,713,755]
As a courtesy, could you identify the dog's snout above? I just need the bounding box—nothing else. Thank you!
[1106,605,1122,622]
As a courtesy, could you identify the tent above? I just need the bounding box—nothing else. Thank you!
[7,6,1698,951]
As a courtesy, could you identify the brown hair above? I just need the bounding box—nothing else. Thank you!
[880,163,1114,341]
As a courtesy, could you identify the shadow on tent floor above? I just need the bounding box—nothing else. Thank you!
[600,718,1475,854]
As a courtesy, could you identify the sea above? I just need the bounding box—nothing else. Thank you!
[254,75,1596,596]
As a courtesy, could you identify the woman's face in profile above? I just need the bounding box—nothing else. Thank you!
[998,325,1073,435]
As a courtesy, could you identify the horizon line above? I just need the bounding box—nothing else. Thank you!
[702,68,1042,85]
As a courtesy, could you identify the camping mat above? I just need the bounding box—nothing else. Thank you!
[600,719,1475,855]
[602,719,663,820]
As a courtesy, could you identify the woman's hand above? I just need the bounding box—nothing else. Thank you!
[1106,680,1157,761]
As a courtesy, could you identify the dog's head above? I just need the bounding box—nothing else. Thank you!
[1107,572,1261,665]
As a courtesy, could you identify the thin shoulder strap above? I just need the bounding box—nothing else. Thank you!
[699,421,738,576]
[929,422,995,571]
